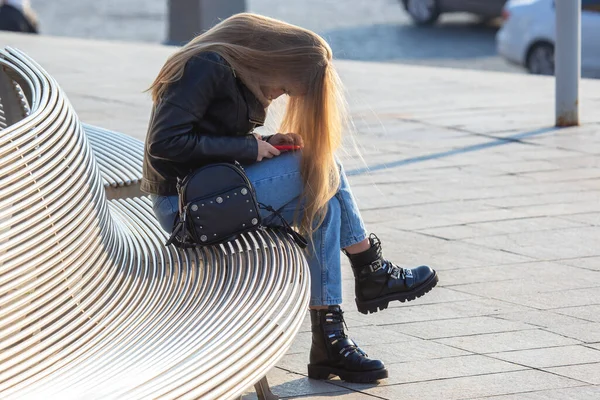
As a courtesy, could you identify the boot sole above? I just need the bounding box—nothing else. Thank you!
[356,271,439,314]
[307,364,388,383]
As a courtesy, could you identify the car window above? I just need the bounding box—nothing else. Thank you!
[583,0,600,12]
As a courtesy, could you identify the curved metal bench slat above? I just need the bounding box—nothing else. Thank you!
[84,123,144,189]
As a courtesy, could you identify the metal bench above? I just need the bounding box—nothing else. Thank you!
[0,47,310,400]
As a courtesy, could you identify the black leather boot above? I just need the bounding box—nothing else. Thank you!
[308,306,388,383]
[346,234,438,314]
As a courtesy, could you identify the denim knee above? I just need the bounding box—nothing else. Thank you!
[150,194,178,233]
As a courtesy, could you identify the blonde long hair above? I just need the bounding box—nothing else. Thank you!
[149,13,345,238]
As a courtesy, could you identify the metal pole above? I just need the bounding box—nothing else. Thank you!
[555,0,581,127]
[166,0,246,46]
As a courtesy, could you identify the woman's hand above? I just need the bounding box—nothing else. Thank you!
[255,134,280,161]
[268,133,304,147]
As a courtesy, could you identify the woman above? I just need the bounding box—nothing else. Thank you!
[142,13,438,383]
[0,0,38,33]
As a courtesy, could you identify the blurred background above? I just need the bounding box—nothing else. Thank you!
[4,0,599,78]
[29,0,517,73]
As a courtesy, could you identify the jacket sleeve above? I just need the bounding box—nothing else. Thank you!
[146,54,258,164]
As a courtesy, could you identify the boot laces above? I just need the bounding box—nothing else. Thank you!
[325,309,348,332]
[369,234,407,280]
[325,309,367,358]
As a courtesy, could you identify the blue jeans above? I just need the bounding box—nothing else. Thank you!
[150,152,368,306]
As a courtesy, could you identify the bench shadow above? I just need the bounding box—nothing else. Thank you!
[347,126,559,176]
[265,376,382,399]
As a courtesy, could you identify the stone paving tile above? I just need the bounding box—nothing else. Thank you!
[494,310,594,329]
[418,216,586,241]
[359,208,438,226]
[562,255,600,271]
[342,299,534,326]
[462,227,600,260]
[346,160,491,183]
[351,187,471,212]
[505,202,600,221]
[364,209,469,230]
[476,385,600,399]
[426,114,554,136]
[428,208,578,229]
[542,323,600,343]
[417,224,496,241]
[512,133,599,155]
[469,216,588,234]
[481,159,564,174]
[570,179,600,191]
[362,370,581,400]
[488,345,600,368]
[331,354,525,388]
[499,286,600,310]
[362,198,500,218]
[483,190,600,209]
[436,182,598,205]
[435,329,581,354]
[449,267,600,300]
[500,153,598,169]
[546,363,600,385]
[553,305,600,323]
[486,146,578,161]
[516,168,600,183]
[387,316,536,340]
[346,153,473,175]
[559,212,600,226]
[427,172,538,192]
[439,261,579,287]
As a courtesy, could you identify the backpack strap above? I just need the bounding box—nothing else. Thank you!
[258,203,307,249]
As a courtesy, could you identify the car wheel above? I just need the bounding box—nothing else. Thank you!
[526,42,555,76]
[405,0,440,25]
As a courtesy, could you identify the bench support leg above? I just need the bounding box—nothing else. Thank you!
[255,376,279,400]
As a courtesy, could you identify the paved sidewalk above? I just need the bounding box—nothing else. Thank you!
[2,33,600,399]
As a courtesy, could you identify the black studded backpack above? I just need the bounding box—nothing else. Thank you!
[165,162,307,249]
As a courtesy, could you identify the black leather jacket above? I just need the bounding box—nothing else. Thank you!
[141,51,267,195]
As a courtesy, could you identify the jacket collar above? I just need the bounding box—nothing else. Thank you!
[237,79,266,126]
[219,54,266,126]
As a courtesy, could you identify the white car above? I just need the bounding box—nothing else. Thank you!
[497,0,600,77]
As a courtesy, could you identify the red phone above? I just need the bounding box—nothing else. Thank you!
[274,145,302,152]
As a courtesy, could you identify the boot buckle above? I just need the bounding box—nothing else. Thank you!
[364,260,383,274]
[390,267,411,280]
[390,267,402,280]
